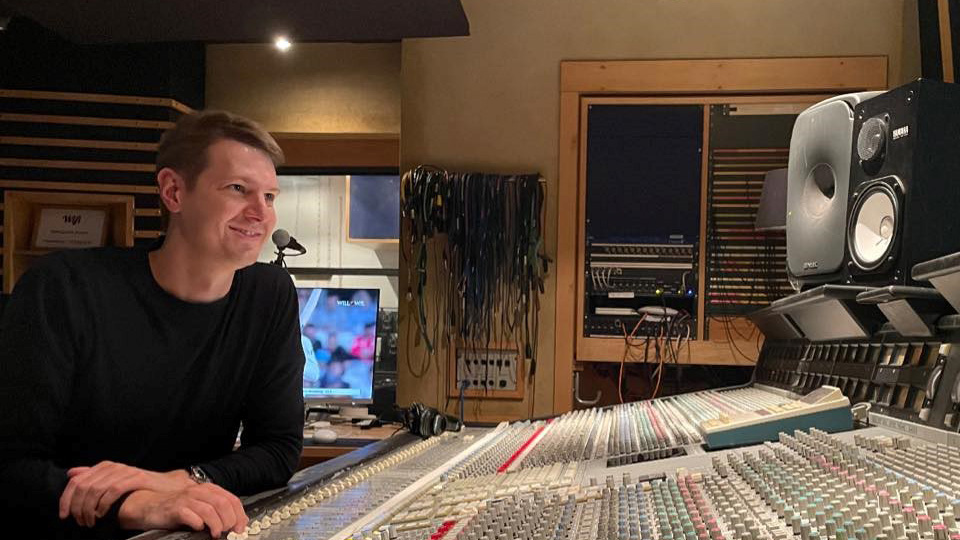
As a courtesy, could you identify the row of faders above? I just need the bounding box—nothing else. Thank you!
[513,409,610,468]
[368,470,736,540]
[500,386,801,469]
[603,400,696,463]
[435,386,815,473]
[443,421,547,479]
[372,465,749,540]
[383,462,582,539]
[222,431,484,540]
[664,387,807,433]
[588,386,807,464]
[701,428,960,540]
[855,434,960,501]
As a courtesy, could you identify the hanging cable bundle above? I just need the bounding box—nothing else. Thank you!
[401,165,549,379]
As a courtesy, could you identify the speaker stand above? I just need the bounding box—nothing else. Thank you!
[749,305,804,340]
[856,286,950,338]
[336,406,377,422]
[771,285,884,342]
[914,252,960,316]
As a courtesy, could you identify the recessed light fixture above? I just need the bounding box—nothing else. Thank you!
[275,36,292,52]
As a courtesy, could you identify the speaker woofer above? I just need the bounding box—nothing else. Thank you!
[848,181,900,271]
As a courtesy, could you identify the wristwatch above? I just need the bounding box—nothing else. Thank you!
[186,465,210,484]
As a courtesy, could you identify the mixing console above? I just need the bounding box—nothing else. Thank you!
[142,384,960,540]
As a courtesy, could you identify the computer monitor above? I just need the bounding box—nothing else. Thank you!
[296,287,380,404]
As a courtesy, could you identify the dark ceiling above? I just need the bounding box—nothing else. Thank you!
[0,0,469,43]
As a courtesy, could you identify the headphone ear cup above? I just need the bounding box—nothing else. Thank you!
[445,414,462,432]
[419,408,434,438]
[433,414,448,436]
[406,403,462,438]
[406,403,424,435]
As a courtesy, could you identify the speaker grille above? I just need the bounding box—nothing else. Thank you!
[856,116,888,164]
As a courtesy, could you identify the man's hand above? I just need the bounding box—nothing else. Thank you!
[117,485,248,538]
[59,461,194,527]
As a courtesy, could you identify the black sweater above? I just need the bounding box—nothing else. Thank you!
[0,246,305,539]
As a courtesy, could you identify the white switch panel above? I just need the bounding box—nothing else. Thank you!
[451,348,522,398]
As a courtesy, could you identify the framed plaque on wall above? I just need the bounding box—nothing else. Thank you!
[32,207,108,249]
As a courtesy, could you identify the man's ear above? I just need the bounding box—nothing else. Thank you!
[157,167,186,215]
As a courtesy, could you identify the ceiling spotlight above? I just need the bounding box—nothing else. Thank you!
[274,36,292,52]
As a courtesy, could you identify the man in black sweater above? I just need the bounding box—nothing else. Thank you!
[0,111,305,539]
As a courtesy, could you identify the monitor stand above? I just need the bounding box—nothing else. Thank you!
[337,405,377,421]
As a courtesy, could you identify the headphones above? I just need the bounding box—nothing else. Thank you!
[402,402,463,438]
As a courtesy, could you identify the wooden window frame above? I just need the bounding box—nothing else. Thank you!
[553,57,888,414]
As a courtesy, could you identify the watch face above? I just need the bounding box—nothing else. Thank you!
[190,465,210,483]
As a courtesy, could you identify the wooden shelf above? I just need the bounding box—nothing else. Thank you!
[3,191,134,293]
[298,424,400,469]
[575,318,762,366]
[0,89,194,114]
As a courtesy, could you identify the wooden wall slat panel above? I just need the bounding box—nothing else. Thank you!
[0,90,182,290]
[0,113,174,130]
[0,89,193,114]
[0,136,159,151]
[706,147,791,314]
[0,158,155,172]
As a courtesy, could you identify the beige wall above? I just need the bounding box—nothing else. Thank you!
[206,43,401,133]
[399,0,920,419]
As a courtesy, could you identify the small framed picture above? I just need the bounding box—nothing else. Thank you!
[32,206,108,249]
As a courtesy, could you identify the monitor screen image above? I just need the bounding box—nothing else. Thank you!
[296,287,380,402]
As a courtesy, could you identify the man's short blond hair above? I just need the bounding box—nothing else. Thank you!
[157,110,284,187]
[156,111,284,228]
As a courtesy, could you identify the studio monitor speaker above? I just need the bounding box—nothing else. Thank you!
[845,79,960,285]
[786,92,882,289]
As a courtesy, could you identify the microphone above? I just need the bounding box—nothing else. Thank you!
[271,229,307,254]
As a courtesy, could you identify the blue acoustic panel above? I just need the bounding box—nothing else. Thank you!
[348,175,400,241]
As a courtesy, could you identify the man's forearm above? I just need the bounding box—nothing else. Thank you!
[117,483,249,536]
[117,489,156,530]
[199,436,301,495]
[0,458,129,538]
